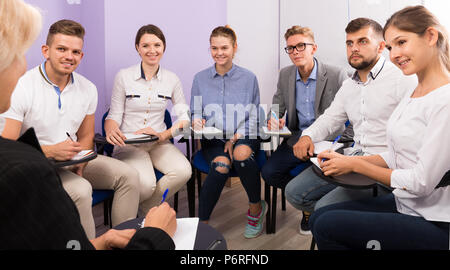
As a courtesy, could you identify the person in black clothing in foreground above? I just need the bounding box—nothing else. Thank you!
[0,0,176,250]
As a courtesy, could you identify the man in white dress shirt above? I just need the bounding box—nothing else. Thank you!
[284,18,417,234]
[0,20,140,239]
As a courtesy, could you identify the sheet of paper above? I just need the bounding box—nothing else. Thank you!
[172,217,199,250]
[262,126,292,136]
[71,150,94,160]
[190,126,223,135]
[313,141,344,154]
[310,157,321,170]
[141,217,199,250]
[123,133,153,140]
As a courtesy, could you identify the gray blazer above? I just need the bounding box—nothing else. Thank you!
[270,58,348,145]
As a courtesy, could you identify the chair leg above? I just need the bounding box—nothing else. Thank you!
[310,236,316,250]
[271,186,277,234]
[281,187,286,211]
[174,192,179,212]
[372,185,378,197]
[103,201,108,226]
[187,174,196,217]
[109,199,113,228]
[264,183,271,234]
[104,198,112,228]
[196,169,202,197]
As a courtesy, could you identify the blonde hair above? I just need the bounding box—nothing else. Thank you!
[0,0,42,72]
[284,26,315,42]
[384,5,450,72]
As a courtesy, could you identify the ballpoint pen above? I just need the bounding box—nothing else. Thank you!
[270,110,280,131]
[139,189,170,228]
[271,110,279,121]
[320,135,341,162]
[161,188,169,204]
[66,132,74,141]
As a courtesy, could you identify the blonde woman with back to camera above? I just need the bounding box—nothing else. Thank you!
[0,0,176,250]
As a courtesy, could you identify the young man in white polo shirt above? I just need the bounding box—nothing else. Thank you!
[284,18,418,234]
[1,20,140,239]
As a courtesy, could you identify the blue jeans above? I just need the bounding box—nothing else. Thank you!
[199,138,261,221]
[315,185,391,211]
[261,142,307,188]
[285,165,392,213]
[285,166,337,213]
[310,194,450,250]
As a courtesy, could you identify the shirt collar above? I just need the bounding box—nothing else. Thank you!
[210,63,238,78]
[351,55,386,82]
[39,61,74,87]
[296,58,317,82]
[135,62,162,81]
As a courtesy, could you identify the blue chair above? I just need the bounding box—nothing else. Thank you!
[94,109,190,224]
[92,189,114,227]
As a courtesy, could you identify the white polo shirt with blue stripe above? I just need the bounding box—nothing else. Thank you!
[1,62,98,145]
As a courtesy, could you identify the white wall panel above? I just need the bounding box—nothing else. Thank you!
[280,0,350,71]
[227,0,280,108]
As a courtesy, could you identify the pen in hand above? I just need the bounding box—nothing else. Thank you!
[320,135,341,163]
[161,188,169,204]
[269,110,279,130]
[66,132,74,141]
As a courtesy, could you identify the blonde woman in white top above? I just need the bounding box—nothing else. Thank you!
[309,5,450,249]
[105,24,191,215]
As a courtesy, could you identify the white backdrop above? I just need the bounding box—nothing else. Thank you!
[226,0,426,110]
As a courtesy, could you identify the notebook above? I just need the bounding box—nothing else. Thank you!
[190,126,223,136]
[262,126,292,136]
[140,217,199,250]
[123,133,156,143]
[71,150,96,161]
[311,141,345,171]
[313,141,344,155]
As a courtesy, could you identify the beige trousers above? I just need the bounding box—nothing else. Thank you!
[58,154,140,239]
[113,141,192,216]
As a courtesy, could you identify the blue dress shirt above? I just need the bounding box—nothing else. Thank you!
[296,59,317,131]
[190,64,260,137]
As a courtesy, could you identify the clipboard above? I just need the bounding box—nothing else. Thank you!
[123,133,159,144]
[261,126,292,136]
[190,126,224,138]
[50,150,98,168]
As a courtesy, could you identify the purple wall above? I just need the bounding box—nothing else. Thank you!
[79,1,106,132]
[23,0,226,143]
[104,0,227,121]
[24,0,82,69]
[104,0,226,152]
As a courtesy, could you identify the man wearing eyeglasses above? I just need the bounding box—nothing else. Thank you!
[282,18,418,236]
[262,26,348,225]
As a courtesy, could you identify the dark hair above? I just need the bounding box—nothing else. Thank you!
[346,17,383,39]
[384,5,450,72]
[46,19,85,46]
[210,25,237,46]
[135,24,166,52]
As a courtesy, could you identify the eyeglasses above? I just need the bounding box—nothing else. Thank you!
[284,42,314,54]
